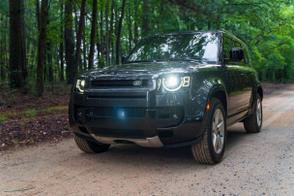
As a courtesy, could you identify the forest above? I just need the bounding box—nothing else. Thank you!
[0,0,293,96]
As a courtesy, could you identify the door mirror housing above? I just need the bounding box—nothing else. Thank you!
[230,48,244,62]
[121,55,128,64]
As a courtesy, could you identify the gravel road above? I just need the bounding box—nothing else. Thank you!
[1,85,294,195]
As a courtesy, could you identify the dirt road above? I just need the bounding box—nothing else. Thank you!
[1,85,294,195]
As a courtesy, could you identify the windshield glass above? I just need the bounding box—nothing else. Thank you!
[127,33,219,63]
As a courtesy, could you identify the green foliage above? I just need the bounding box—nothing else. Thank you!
[0,115,8,124]
[24,109,38,118]
[0,0,293,86]
[0,106,67,124]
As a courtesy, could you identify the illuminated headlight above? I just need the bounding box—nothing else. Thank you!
[75,79,86,93]
[162,75,190,92]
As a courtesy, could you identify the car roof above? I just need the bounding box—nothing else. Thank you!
[141,30,248,49]
[155,31,222,36]
[152,30,241,41]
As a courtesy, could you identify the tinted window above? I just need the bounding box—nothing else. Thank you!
[127,33,219,63]
[223,36,235,63]
[224,35,247,65]
[223,36,248,64]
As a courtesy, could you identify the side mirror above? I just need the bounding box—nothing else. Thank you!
[121,55,128,64]
[230,48,244,62]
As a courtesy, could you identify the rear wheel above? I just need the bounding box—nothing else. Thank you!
[74,134,110,153]
[244,95,263,133]
[191,98,226,164]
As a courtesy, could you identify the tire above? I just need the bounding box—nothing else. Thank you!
[74,134,110,153]
[244,94,263,133]
[191,98,227,164]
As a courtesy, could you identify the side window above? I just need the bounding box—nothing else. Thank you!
[223,35,246,65]
[223,36,234,64]
[241,45,250,65]
[233,40,246,65]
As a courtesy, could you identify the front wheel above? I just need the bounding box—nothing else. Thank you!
[191,98,227,164]
[243,95,263,133]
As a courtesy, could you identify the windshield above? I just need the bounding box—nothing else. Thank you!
[127,33,219,63]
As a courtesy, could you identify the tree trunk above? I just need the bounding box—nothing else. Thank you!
[0,15,4,81]
[9,0,27,89]
[59,0,64,81]
[109,0,115,65]
[82,26,87,71]
[115,0,126,64]
[3,16,8,81]
[36,0,49,96]
[127,1,133,52]
[105,0,110,66]
[0,14,6,81]
[141,0,150,37]
[74,0,86,78]
[47,42,53,82]
[36,0,40,30]
[99,4,105,67]
[64,0,75,84]
[88,0,98,69]
[133,0,139,43]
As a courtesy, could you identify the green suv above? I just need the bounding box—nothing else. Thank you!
[69,31,263,164]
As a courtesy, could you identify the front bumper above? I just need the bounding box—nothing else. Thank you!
[69,87,205,147]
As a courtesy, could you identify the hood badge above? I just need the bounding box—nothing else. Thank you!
[133,80,142,86]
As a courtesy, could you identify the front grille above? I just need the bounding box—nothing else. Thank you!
[86,107,146,119]
[91,79,152,88]
[87,94,146,99]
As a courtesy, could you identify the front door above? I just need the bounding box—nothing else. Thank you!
[223,34,252,123]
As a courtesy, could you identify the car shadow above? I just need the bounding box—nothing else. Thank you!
[74,124,249,167]
[226,124,248,151]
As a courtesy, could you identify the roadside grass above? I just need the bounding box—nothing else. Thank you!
[24,109,38,118]
[43,105,68,114]
[0,115,8,124]
[0,105,68,124]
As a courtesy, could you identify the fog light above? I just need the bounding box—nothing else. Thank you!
[173,114,178,119]
[117,109,126,119]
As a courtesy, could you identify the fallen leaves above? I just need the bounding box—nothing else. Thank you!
[0,87,72,151]
[0,114,72,151]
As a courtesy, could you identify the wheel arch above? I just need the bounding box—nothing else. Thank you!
[257,85,263,100]
[207,84,228,115]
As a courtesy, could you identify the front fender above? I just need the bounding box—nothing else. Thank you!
[188,77,228,121]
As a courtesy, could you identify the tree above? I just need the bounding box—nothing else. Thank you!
[74,0,86,79]
[88,0,98,69]
[141,0,150,37]
[0,0,293,92]
[8,0,27,89]
[64,0,75,84]
[59,0,64,81]
[36,0,49,96]
[115,0,127,64]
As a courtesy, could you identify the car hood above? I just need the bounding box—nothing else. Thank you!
[84,61,206,80]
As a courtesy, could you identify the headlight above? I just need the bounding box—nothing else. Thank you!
[75,79,86,93]
[162,75,190,92]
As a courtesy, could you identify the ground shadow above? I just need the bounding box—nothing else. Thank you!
[74,124,249,167]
